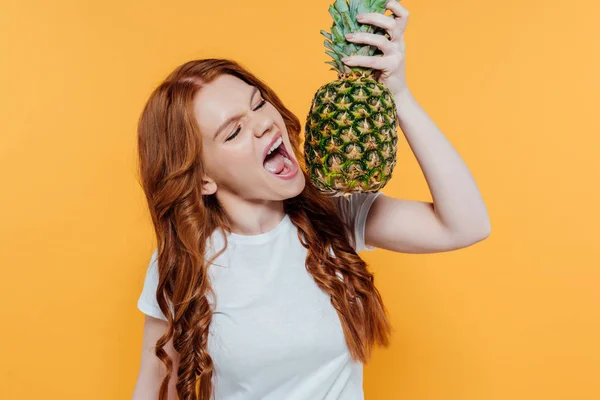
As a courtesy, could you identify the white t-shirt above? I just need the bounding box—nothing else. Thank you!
[137,191,383,400]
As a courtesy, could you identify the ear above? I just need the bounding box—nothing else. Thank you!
[200,175,217,196]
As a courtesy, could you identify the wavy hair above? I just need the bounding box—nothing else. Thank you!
[136,58,392,400]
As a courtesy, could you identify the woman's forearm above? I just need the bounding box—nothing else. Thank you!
[393,89,491,235]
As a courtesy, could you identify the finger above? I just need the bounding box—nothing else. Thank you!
[356,13,395,32]
[386,0,410,19]
[345,32,395,55]
[342,55,389,71]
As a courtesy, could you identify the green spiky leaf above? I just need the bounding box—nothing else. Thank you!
[320,30,332,41]
[334,0,350,14]
[357,46,371,56]
[349,0,360,16]
[324,39,344,54]
[328,5,343,27]
[369,0,388,13]
[325,61,339,70]
[341,10,359,33]
[357,0,371,16]
[322,0,391,74]
[325,50,342,61]
[331,25,345,43]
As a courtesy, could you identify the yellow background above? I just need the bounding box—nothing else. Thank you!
[1,0,598,398]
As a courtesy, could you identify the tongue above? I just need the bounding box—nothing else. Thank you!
[263,152,285,174]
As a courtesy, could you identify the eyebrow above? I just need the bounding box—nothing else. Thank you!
[213,86,260,140]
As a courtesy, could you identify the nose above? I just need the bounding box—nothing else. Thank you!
[251,111,275,138]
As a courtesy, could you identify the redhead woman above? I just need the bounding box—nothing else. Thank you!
[132,2,490,399]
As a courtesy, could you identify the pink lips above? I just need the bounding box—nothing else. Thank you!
[261,132,299,180]
[262,132,283,163]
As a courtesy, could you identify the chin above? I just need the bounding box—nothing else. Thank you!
[281,173,306,200]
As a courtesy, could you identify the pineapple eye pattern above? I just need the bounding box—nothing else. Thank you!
[304,75,399,197]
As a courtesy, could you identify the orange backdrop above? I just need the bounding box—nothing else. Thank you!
[1,0,598,399]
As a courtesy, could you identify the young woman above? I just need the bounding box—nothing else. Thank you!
[132,2,490,399]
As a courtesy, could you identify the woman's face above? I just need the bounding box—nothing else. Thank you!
[193,74,305,201]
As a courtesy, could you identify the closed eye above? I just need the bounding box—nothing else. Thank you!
[225,99,268,142]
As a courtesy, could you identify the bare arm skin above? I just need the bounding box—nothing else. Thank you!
[132,315,180,400]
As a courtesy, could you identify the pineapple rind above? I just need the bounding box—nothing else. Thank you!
[306,1,399,197]
[304,72,399,196]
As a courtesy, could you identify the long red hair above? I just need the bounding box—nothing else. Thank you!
[136,58,392,400]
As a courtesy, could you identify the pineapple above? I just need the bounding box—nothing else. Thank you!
[304,0,399,199]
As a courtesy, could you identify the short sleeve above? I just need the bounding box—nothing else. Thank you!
[334,191,384,252]
[136,248,169,321]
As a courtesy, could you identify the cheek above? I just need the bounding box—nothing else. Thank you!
[212,147,258,177]
[265,102,285,124]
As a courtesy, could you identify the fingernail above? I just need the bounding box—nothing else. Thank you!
[356,14,365,20]
[345,33,355,39]
[342,57,350,62]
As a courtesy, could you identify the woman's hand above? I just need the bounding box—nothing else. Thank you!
[342,0,410,97]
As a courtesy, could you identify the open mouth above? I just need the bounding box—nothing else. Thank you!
[263,137,297,177]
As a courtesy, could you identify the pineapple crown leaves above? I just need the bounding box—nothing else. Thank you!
[321,0,389,74]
